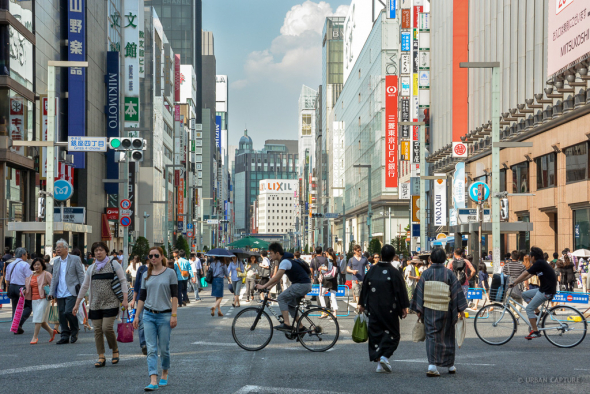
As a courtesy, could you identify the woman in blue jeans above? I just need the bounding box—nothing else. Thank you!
[133,247,178,391]
[210,257,230,317]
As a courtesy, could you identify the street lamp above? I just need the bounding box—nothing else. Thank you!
[200,197,214,250]
[143,212,150,238]
[352,164,372,246]
[459,62,501,271]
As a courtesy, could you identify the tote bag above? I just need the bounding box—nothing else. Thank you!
[117,310,134,343]
[456,317,467,348]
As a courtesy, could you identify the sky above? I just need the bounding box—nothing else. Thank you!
[203,0,351,150]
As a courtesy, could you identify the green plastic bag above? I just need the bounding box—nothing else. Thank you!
[352,313,368,343]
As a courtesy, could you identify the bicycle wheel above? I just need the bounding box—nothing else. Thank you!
[541,305,587,348]
[232,307,273,351]
[473,303,516,345]
[297,308,339,352]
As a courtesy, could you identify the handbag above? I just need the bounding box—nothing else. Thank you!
[43,285,51,299]
[48,299,60,324]
[412,319,426,342]
[237,263,247,278]
[110,262,134,303]
[228,282,234,294]
[116,310,135,343]
[205,266,214,284]
[10,288,25,333]
[176,262,189,278]
[352,313,369,343]
[456,316,466,348]
[200,277,209,288]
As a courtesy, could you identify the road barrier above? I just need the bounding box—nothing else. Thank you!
[306,284,351,317]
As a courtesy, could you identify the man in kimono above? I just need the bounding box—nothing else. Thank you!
[410,247,467,377]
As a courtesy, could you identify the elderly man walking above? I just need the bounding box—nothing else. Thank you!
[5,248,32,334]
[48,239,85,344]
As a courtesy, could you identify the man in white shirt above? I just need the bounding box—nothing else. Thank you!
[189,253,202,301]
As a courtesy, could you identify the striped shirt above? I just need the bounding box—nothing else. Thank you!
[502,260,525,280]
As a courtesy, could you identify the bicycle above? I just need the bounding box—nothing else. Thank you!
[232,289,339,352]
[474,285,587,348]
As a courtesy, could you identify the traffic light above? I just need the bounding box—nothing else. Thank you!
[108,138,146,162]
[500,198,509,220]
[311,213,324,218]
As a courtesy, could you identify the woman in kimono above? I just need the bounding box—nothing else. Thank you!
[410,247,467,377]
[359,245,409,373]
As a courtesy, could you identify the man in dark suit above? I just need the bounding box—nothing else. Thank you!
[48,239,85,344]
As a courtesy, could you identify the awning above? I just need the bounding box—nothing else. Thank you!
[8,221,93,234]
[101,214,112,240]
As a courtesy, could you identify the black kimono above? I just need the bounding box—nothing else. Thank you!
[359,261,410,361]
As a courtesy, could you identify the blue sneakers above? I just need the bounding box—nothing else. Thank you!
[144,384,159,391]
[159,379,168,387]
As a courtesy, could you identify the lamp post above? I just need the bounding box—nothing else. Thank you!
[353,164,372,246]
[331,186,345,253]
[460,62,501,271]
[200,197,214,250]
[143,212,150,238]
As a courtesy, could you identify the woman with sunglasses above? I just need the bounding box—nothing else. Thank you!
[133,247,178,391]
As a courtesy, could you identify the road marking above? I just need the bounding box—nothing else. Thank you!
[192,341,237,347]
[0,355,145,375]
[391,358,495,366]
[235,386,348,394]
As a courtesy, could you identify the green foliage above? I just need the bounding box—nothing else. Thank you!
[130,237,150,260]
[304,244,309,254]
[346,241,356,261]
[391,236,409,259]
[203,245,209,252]
[175,236,190,257]
[368,238,382,255]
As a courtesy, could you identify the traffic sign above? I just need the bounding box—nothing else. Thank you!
[187,231,193,238]
[324,213,339,219]
[468,182,490,203]
[186,223,193,229]
[120,199,131,210]
[458,208,491,223]
[68,136,107,152]
[120,216,131,227]
[54,179,74,201]
[120,209,132,215]
[206,219,219,224]
[552,293,589,303]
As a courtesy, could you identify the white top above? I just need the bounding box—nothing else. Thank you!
[127,264,137,278]
[260,257,270,268]
[57,255,72,298]
[278,259,292,270]
[391,261,402,270]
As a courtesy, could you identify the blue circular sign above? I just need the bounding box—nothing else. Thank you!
[120,216,131,227]
[54,179,74,201]
[468,182,490,203]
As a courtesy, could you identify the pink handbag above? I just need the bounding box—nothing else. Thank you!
[116,310,135,343]
[10,289,25,333]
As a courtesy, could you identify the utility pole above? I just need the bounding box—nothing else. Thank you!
[353,164,372,246]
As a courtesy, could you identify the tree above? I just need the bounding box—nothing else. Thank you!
[175,235,190,257]
[368,238,382,255]
[203,245,209,252]
[346,241,356,261]
[304,244,309,254]
[391,236,409,259]
[131,237,150,260]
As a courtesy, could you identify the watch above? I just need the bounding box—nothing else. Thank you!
[172,314,177,317]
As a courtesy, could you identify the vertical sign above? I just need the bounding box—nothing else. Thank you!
[401,32,411,51]
[434,177,447,226]
[178,175,185,229]
[413,5,423,28]
[402,9,411,28]
[9,97,24,155]
[452,0,469,142]
[401,98,410,138]
[174,54,181,102]
[138,4,145,78]
[388,0,396,19]
[68,0,86,168]
[385,75,398,188]
[401,141,410,160]
[453,162,466,209]
[215,115,221,153]
[128,161,136,231]
[124,0,140,131]
[105,51,120,194]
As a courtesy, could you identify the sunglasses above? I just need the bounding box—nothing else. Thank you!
[149,254,160,259]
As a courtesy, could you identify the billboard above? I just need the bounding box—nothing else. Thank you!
[68,0,86,168]
[259,179,298,193]
[343,0,374,83]
[215,115,221,153]
[433,177,447,226]
[385,75,398,188]
[548,0,590,77]
[216,75,228,111]
[174,54,181,102]
[180,65,196,104]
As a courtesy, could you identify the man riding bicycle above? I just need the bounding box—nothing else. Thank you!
[256,243,312,332]
[509,246,558,340]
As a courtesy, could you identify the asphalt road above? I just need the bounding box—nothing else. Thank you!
[2,289,590,394]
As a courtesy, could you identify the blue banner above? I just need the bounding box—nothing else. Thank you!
[466,289,483,300]
[552,293,589,304]
[401,32,411,52]
[412,223,420,237]
[105,51,119,194]
[307,284,347,297]
[0,292,10,304]
[388,0,396,19]
[215,115,221,153]
[68,0,86,168]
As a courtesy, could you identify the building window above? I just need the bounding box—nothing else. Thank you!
[565,142,588,183]
[511,162,529,193]
[302,114,312,136]
[535,153,556,189]
[574,208,590,250]
[500,169,507,192]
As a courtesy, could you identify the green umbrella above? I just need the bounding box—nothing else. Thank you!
[227,236,270,249]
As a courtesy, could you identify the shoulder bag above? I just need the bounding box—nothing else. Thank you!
[205,263,214,284]
[110,262,134,303]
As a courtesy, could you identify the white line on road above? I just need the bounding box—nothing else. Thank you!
[235,385,348,394]
[391,358,495,366]
[192,341,237,347]
[0,355,145,376]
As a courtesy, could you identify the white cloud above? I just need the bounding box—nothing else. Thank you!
[231,1,349,90]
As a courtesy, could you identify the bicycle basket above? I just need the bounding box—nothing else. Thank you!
[489,273,509,302]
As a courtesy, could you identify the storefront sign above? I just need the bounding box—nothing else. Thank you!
[401,141,410,160]
[412,195,420,222]
[453,162,466,209]
[388,0,396,19]
[385,75,399,188]
[433,176,447,226]
[9,97,24,155]
[400,183,410,200]
[548,0,590,77]
[124,97,139,122]
[401,76,410,96]
[401,32,411,51]
[128,161,136,231]
[54,207,85,224]
[216,115,221,152]
[105,51,120,194]
[138,5,145,78]
[401,98,410,138]
[401,54,410,74]
[413,5,423,28]
[106,207,119,220]
[174,54,181,102]
[412,141,420,164]
[401,9,411,28]
[68,0,86,168]
[419,70,430,88]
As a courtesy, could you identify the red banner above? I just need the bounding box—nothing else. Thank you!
[385,75,399,188]
[413,6,423,28]
[174,54,181,102]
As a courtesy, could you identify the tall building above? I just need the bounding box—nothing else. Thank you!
[428,0,590,258]
[216,75,229,244]
[257,179,298,235]
[234,132,298,235]
[335,10,409,251]
[298,85,318,177]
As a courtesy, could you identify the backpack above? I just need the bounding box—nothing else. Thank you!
[452,258,467,285]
